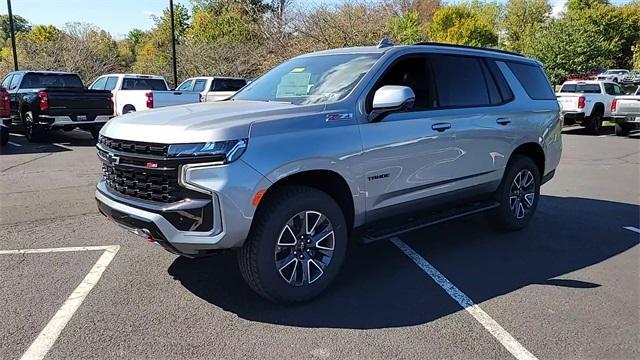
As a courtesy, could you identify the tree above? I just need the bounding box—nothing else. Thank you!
[527,2,634,84]
[428,2,500,47]
[0,14,31,40]
[566,0,609,13]
[387,10,426,44]
[503,0,551,53]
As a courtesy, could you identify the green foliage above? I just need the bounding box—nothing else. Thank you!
[0,0,637,86]
[527,2,638,84]
[388,10,426,44]
[428,2,500,47]
[0,14,31,40]
[503,0,551,53]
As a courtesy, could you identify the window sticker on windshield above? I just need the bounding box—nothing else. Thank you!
[276,72,311,97]
[291,67,305,73]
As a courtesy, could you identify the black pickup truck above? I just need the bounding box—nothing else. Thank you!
[1,71,113,142]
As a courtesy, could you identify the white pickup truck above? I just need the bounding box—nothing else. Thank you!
[89,74,201,115]
[176,76,247,102]
[611,87,640,136]
[556,80,624,134]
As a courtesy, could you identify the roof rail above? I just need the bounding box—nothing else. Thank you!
[413,42,525,58]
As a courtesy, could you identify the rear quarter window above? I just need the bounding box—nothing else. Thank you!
[507,62,555,100]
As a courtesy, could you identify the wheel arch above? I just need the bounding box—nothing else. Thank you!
[509,142,545,177]
[591,102,605,116]
[257,169,356,233]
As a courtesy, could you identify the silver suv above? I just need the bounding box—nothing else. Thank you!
[95,42,562,303]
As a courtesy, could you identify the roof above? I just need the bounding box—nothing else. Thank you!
[298,42,539,65]
[561,80,615,85]
[10,70,77,75]
[102,73,166,79]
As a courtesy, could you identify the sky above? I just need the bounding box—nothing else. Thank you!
[0,0,634,39]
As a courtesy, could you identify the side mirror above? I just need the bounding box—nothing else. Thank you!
[369,85,415,122]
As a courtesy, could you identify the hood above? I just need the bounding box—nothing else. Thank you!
[100,100,304,144]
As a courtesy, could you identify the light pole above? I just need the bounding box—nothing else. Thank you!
[6,0,18,71]
[169,0,178,88]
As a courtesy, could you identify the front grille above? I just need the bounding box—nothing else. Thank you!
[99,136,168,157]
[102,163,180,203]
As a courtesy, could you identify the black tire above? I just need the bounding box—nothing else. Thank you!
[89,127,101,140]
[0,125,8,146]
[238,185,348,304]
[486,155,540,231]
[586,109,603,135]
[123,105,136,114]
[23,111,45,142]
[614,123,630,137]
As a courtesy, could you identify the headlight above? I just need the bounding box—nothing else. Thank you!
[167,139,247,163]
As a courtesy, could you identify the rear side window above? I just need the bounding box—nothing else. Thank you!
[430,55,491,107]
[213,78,246,92]
[485,60,514,102]
[507,62,555,100]
[122,78,168,91]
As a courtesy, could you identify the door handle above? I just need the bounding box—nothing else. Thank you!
[496,118,511,125]
[431,122,451,132]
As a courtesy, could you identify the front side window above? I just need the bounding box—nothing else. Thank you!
[192,79,207,92]
[90,77,107,90]
[9,74,21,90]
[104,77,118,91]
[369,55,435,110]
[1,75,13,89]
[177,79,193,91]
[233,53,381,105]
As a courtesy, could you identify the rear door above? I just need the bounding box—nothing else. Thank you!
[426,54,515,189]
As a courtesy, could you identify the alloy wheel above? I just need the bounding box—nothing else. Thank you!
[509,169,536,220]
[274,210,335,286]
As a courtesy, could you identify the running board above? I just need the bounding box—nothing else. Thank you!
[360,201,500,243]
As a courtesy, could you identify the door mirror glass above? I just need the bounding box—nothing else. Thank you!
[369,85,415,122]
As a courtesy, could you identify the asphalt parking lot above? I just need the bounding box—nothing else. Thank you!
[1,126,638,360]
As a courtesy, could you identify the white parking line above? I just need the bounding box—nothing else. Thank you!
[8,141,22,147]
[623,226,640,234]
[0,245,120,360]
[52,143,73,151]
[390,237,538,360]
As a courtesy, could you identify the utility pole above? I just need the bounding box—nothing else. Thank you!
[6,0,18,71]
[169,0,178,88]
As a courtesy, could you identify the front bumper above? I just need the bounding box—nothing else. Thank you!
[95,159,270,257]
[39,114,113,127]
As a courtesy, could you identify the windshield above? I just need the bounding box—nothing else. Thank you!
[22,73,84,89]
[605,70,626,75]
[233,53,381,105]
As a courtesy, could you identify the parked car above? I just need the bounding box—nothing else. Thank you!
[1,71,113,141]
[556,80,623,134]
[611,86,640,136]
[597,69,629,83]
[95,42,562,303]
[0,87,9,146]
[625,70,640,85]
[89,74,201,115]
[176,76,247,102]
